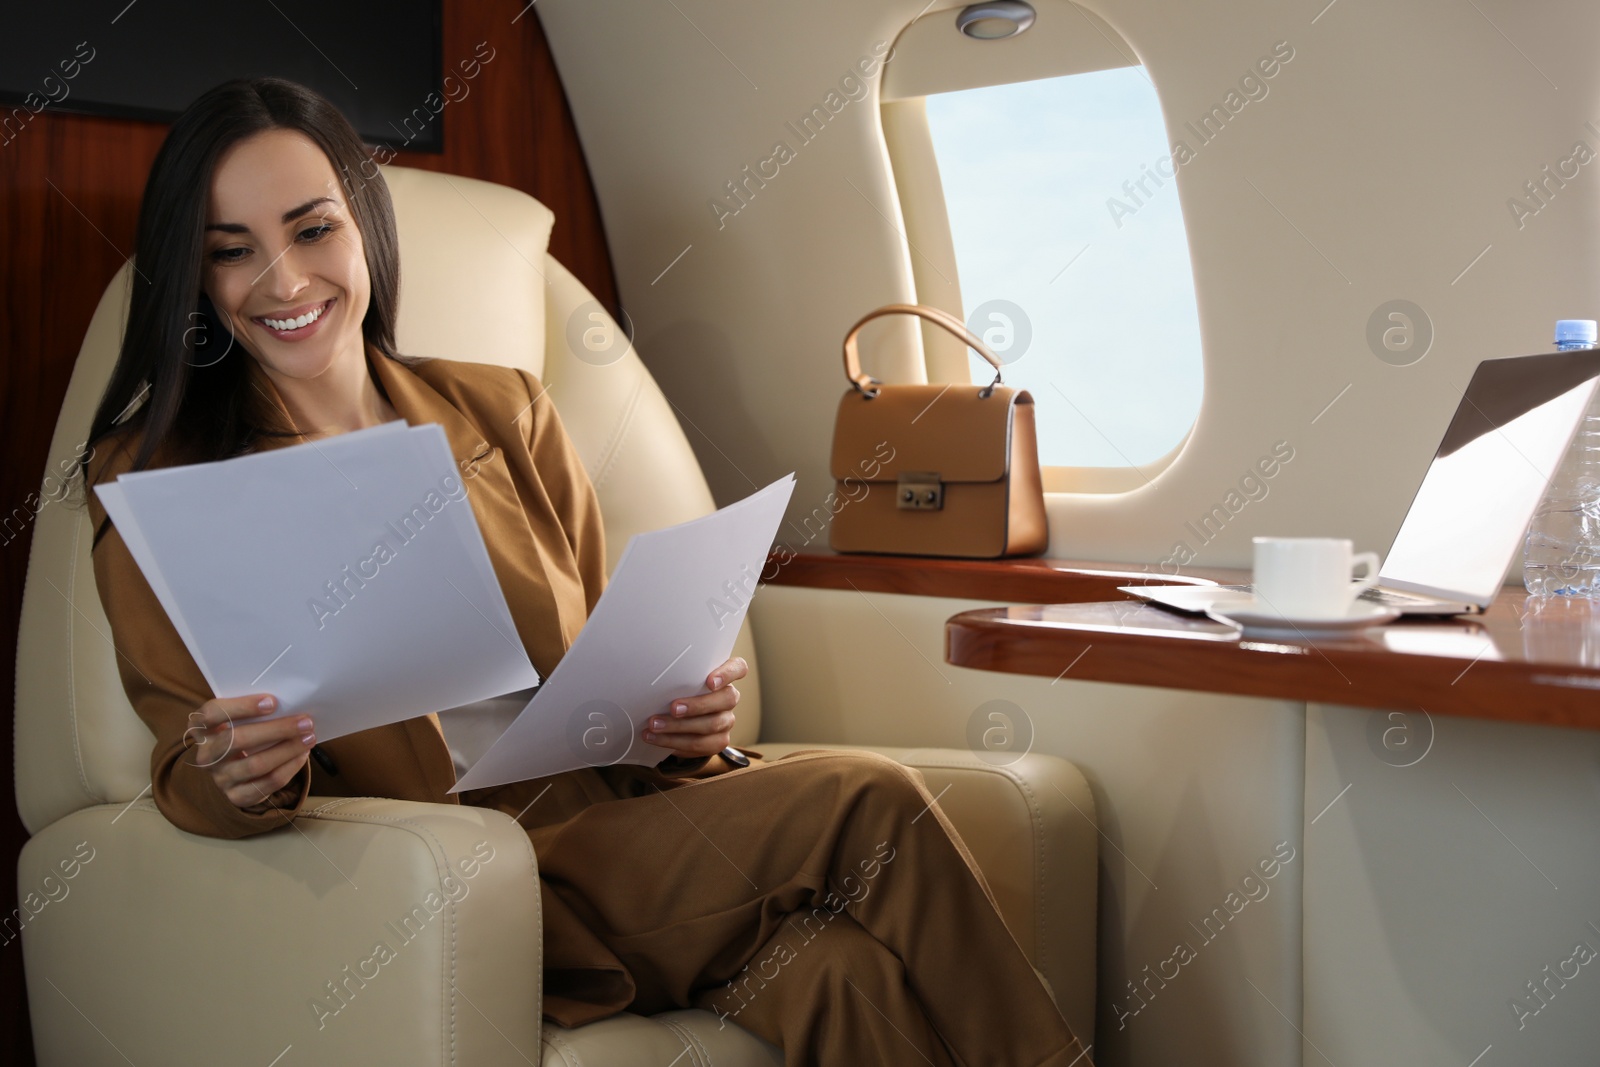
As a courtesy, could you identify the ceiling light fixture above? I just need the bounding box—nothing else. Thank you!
[955,1,1036,40]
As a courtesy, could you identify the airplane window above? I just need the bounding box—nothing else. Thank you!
[924,66,1203,472]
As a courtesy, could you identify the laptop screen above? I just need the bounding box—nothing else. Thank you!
[1380,349,1600,605]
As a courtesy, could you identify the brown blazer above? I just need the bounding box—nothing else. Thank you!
[88,355,740,803]
[88,350,752,1023]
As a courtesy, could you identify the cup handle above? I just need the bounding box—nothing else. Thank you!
[1350,551,1380,594]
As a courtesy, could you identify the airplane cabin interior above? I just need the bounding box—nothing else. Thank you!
[2,1,1599,1065]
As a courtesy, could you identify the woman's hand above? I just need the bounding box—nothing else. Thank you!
[643,656,746,758]
[184,694,316,811]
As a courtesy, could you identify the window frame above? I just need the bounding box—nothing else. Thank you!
[879,5,1202,494]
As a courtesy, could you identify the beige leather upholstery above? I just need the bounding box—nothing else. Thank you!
[14,165,1096,1064]
[20,799,543,1065]
[543,1009,783,1066]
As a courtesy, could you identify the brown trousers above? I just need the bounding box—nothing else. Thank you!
[469,748,1091,1067]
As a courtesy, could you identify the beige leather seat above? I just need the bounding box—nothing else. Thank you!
[14,166,1097,1065]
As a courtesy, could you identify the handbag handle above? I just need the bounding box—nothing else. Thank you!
[842,303,1005,399]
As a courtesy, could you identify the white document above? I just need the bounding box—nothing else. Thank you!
[95,422,541,740]
[450,473,796,792]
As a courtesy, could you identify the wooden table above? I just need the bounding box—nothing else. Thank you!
[758,550,1600,731]
[946,590,1600,732]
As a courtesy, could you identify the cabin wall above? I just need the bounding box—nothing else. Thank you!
[537,0,1600,572]
[538,1,1600,1065]
[1305,704,1600,1066]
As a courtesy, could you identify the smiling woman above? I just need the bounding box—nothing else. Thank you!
[70,76,1093,1067]
[200,130,401,439]
[79,78,412,487]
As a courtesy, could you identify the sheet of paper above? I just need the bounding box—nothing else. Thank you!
[450,473,796,792]
[98,421,414,681]
[97,421,413,686]
[96,422,541,740]
[97,480,219,684]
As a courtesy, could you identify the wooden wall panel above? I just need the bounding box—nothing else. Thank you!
[0,5,616,1061]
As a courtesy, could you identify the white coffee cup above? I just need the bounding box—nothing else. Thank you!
[1252,537,1381,619]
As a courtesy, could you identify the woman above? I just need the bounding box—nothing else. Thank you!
[80,77,1088,1066]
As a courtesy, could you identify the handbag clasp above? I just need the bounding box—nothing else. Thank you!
[897,472,944,510]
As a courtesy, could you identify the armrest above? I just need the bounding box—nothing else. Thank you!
[18,796,542,1067]
[751,743,1098,1049]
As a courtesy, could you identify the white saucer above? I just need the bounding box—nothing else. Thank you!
[1205,597,1401,634]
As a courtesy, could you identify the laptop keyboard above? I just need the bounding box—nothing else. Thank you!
[1193,583,1432,608]
[1358,587,1429,606]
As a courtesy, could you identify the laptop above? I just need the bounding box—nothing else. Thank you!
[1125,347,1600,617]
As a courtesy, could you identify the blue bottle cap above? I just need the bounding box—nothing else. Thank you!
[1555,319,1598,344]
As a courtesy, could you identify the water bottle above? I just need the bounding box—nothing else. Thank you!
[1523,319,1600,597]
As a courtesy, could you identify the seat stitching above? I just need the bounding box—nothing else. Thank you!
[588,366,645,492]
[1010,771,1050,983]
[448,849,459,1066]
[63,513,102,807]
[979,765,1052,984]
[301,809,459,1065]
[294,806,542,1062]
[658,1016,710,1066]
[542,1029,584,1066]
[892,758,1055,985]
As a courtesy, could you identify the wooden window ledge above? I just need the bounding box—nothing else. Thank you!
[760,550,1247,605]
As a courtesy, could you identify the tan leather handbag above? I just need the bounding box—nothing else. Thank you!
[828,303,1048,558]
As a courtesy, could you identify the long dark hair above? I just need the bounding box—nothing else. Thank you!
[81,77,418,546]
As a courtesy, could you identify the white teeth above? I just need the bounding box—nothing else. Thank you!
[262,302,327,331]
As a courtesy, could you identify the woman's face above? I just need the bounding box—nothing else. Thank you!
[201,128,371,382]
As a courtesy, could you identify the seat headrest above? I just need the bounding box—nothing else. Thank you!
[383,167,555,375]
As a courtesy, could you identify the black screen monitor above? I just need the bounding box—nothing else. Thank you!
[1,1,445,153]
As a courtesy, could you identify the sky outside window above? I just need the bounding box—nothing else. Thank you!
[925,66,1204,469]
